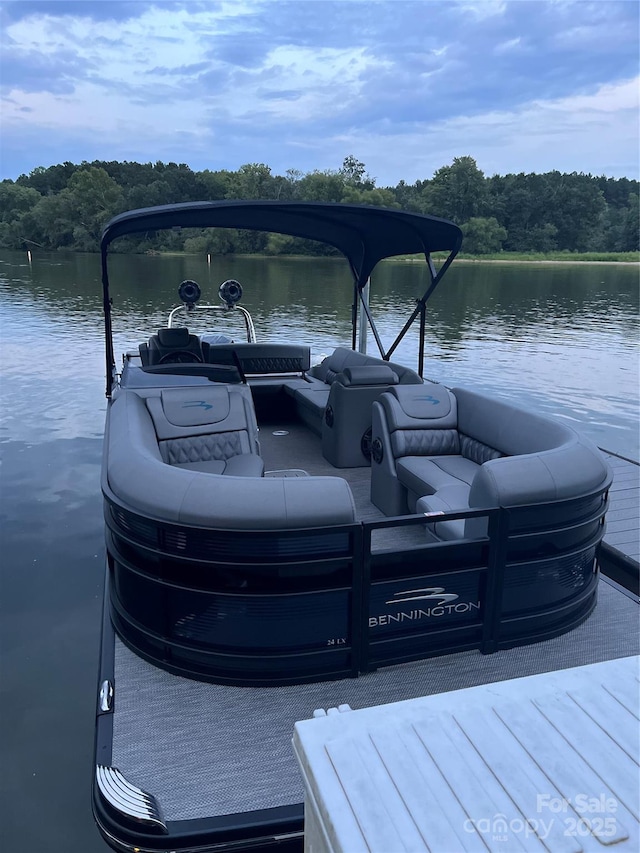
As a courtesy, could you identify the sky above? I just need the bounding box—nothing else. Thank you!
[1,0,638,185]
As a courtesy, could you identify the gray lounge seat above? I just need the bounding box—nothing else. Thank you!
[106,386,356,529]
[292,347,423,437]
[293,387,334,434]
[145,384,263,477]
[371,384,611,540]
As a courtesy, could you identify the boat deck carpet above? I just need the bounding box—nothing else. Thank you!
[259,418,382,519]
[257,418,423,549]
[111,578,639,822]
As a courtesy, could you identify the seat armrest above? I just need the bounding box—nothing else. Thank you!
[417,485,471,541]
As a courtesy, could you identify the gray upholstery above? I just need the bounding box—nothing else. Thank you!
[381,386,457,424]
[308,347,421,386]
[207,343,311,375]
[370,384,459,516]
[454,387,569,455]
[162,432,251,464]
[321,366,401,468]
[371,384,612,539]
[416,485,471,540]
[106,389,356,529]
[293,347,422,437]
[146,385,258,443]
[148,387,246,435]
[173,455,264,477]
[294,387,332,434]
[459,434,503,465]
[336,365,399,386]
[391,429,459,457]
[397,455,479,500]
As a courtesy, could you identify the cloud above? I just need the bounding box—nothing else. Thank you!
[0,47,94,95]
[0,0,637,182]
[343,77,640,184]
[1,1,158,24]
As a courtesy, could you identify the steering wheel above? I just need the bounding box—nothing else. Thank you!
[158,351,203,364]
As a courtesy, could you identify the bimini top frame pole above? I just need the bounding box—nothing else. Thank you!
[100,201,463,396]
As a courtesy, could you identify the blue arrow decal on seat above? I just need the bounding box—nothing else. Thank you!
[182,401,213,410]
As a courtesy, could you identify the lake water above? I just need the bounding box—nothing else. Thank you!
[0,250,638,851]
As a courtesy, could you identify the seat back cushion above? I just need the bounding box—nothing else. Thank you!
[146,386,255,439]
[453,387,572,456]
[145,385,259,465]
[310,347,422,386]
[459,434,503,465]
[309,347,361,383]
[380,385,460,457]
[161,430,251,465]
[207,343,311,374]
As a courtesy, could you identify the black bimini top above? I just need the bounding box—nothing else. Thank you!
[100,200,462,287]
[100,201,462,395]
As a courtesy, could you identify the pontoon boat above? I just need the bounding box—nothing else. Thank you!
[93,201,615,852]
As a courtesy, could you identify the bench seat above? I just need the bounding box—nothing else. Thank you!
[371,384,612,541]
[290,347,422,437]
[396,454,480,496]
[293,385,333,433]
[106,386,356,529]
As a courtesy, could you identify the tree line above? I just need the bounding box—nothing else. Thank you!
[0,155,637,255]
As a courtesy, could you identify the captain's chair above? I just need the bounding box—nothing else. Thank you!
[139,327,209,366]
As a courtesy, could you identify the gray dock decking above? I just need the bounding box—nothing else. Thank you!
[602,450,640,566]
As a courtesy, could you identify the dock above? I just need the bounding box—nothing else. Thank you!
[600,450,639,594]
[293,655,640,853]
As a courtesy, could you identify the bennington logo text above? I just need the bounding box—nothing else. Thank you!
[369,587,480,628]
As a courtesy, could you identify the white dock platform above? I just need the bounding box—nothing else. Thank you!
[293,655,639,852]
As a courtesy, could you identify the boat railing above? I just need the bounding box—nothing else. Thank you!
[104,480,609,686]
